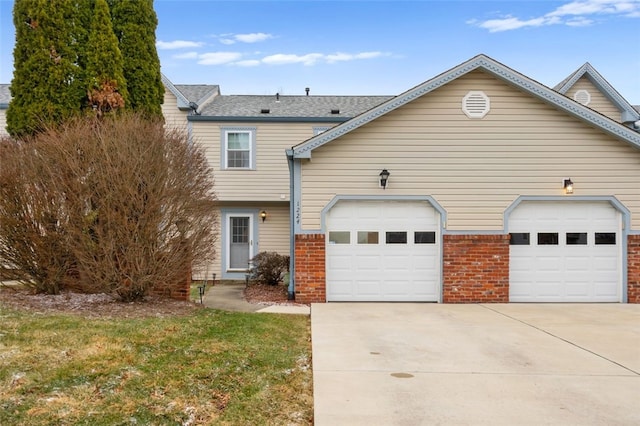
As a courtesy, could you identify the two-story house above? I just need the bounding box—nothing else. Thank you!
[3,54,640,304]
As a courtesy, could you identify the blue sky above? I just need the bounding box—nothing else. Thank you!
[1,0,639,103]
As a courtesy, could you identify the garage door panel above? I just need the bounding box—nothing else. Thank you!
[509,201,621,303]
[356,281,382,296]
[326,201,440,302]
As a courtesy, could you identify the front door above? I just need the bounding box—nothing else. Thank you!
[228,215,252,271]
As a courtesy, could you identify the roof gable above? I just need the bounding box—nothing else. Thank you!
[161,74,219,113]
[554,63,639,124]
[292,54,640,159]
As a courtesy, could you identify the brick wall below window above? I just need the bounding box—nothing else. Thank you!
[628,235,640,304]
[443,234,510,303]
[294,233,326,303]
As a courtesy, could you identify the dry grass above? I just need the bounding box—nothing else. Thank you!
[0,289,313,425]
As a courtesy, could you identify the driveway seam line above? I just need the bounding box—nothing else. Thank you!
[478,304,640,376]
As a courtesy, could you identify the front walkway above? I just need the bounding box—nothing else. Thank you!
[202,282,310,314]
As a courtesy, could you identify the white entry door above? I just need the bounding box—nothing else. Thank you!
[326,200,440,302]
[509,201,622,302]
[227,214,253,272]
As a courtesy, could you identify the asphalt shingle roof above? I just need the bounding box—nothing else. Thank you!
[198,94,393,118]
[173,84,219,105]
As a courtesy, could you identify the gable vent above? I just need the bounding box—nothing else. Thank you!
[462,91,490,118]
[574,89,591,106]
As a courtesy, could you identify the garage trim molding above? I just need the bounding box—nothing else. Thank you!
[504,195,631,302]
[322,195,447,303]
[320,195,447,233]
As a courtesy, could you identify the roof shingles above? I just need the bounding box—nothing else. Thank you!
[198,95,393,118]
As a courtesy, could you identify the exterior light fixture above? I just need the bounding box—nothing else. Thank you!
[260,210,267,222]
[563,178,574,194]
[379,169,390,189]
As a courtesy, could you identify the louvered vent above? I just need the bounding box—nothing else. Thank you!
[462,91,490,118]
[574,89,591,106]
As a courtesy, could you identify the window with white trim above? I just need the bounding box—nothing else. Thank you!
[222,128,256,169]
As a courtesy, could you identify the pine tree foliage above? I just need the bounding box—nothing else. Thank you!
[6,0,85,137]
[85,0,128,116]
[108,0,164,117]
[7,0,164,136]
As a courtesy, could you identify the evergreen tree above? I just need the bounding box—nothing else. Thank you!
[108,0,164,117]
[7,0,85,137]
[85,0,128,116]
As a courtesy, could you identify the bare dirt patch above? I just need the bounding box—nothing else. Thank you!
[0,285,202,319]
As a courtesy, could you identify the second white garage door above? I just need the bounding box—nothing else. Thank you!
[325,200,440,302]
[509,201,622,302]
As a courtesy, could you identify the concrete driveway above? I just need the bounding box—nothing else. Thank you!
[311,303,640,425]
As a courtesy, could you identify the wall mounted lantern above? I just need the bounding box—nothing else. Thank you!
[563,178,574,194]
[260,210,267,222]
[379,169,390,189]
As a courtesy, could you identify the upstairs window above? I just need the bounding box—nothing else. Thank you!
[222,128,256,169]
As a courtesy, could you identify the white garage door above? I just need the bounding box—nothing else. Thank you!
[509,201,622,302]
[326,200,440,302]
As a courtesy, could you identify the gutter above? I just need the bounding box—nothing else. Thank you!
[286,148,295,300]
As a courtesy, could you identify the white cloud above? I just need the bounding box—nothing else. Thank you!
[157,40,204,50]
[547,0,640,17]
[173,52,198,59]
[216,33,274,45]
[262,53,324,66]
[565,16,595,26]
[474,16,558,32]
[179,50,388,67]
[326,51,387,63]
[197,52,243,65]
[235,33,274,43]
[470,0,640,32]
[235,60,261,67]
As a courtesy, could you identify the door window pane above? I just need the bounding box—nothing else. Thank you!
[415,231,436,244]
[357,231,379,244]
[537,233,558,245]
[595,232,616,245]
[566,232,587,245]
[510,233,530,245]
[231,217,249,243]
[329,231,350,244]
[386,232,407,244]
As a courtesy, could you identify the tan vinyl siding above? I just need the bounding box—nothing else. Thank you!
[299,70,640,231]
[194,121,337,202]
[567,76,620,122]
[194,204,290,280]
[258,204,290,255]
[0,109,7,137]
[162,92,189,131]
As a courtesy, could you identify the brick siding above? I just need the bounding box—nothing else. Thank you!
[443,234,510,303]
[628,234,640,303]
[294,233,326,303]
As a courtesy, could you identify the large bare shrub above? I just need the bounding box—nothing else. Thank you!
[0,139,75,293]
[0,115,217,301]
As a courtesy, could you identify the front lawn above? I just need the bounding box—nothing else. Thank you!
[0,304,312,425]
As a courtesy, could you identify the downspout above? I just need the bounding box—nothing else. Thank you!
[286,148,296,300]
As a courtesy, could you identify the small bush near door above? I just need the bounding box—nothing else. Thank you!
[250,252,290,285]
